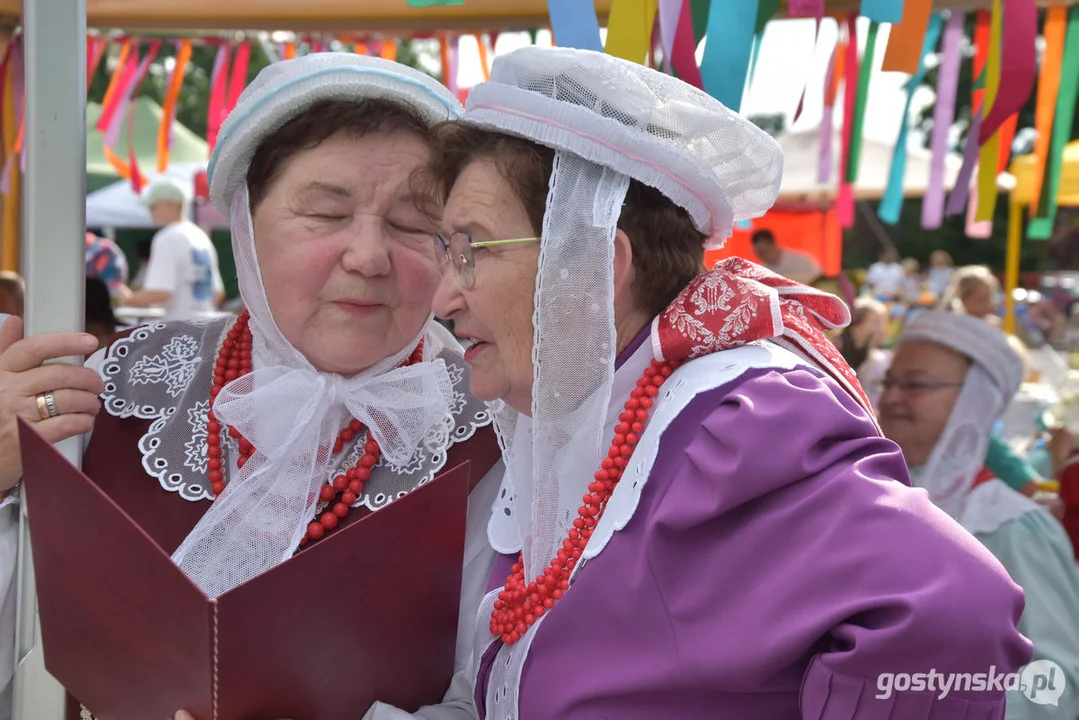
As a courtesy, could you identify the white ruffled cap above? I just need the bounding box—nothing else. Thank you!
[208,52,463,215]
[897,311,1023,399]
[463,46,784,247]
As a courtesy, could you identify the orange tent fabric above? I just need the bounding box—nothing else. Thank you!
[705,208,842,277]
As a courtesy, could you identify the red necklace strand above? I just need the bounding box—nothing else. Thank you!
[204,310,424,548]
[490,357,680,645]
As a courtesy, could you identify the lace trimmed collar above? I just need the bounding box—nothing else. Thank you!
[97,317,490,510]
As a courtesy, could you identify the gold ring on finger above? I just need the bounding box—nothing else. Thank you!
[35,393,50,421]
[42,391,59,419]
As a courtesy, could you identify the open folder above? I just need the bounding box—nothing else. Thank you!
[18,419,470,720]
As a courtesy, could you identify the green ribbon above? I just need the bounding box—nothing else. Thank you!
[755,0,781,33]
[691,0,711,44]
[847,21,880,183]
[1028,4,1079,239]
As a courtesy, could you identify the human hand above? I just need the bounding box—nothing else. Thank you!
[0,316,103,491]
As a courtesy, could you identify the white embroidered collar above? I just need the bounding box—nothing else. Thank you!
[96,317,490,510]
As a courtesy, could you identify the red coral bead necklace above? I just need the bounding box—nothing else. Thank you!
[203,310,424,547]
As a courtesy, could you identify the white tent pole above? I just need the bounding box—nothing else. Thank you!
[14,0,87,717]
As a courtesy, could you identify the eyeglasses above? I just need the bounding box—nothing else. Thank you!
[874,377,964,396]
[434,231,540,289]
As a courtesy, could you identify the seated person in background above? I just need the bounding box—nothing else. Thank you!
[84,277,119,347]
[130,239,151,291]
[0,274,21,319]
[836,297,891,409]
[864,248,906,300]
[126,178,226,321]
[749,228,821,285]
[944,265,1002,326]
[85,230,131,304]
[880,310,1079,718]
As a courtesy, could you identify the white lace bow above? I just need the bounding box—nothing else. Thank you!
[171,345,454,599]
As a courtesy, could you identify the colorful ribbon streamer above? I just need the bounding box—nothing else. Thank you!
[846,20,880,184]
[838,16,859,228]
[658,0,682,74]
[158,40,192,172]
[861,0,904,24]
[606,0,658,63]
[818,38,841,185]
[1028,4,1079,239]
[690,0,711,44]
[881,0,933,73]
[1029,5,1068,214]
[87,37,107,87]
[975,0,1003,223]
[700,0,759,112]
[979,0,1036,144]
[206,44,231,151]
[546,0,604,51]
[944,107,982,217]
[787,0,824,17]
[671,0,704,88]
[793,17,823,124]
[225,42,251,115]
[380,39,399,62]
[921,11,964,229]
[879,12,942,224]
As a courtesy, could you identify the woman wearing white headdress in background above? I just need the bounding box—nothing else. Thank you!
[0,53,505,720]
[393,46,1032,720]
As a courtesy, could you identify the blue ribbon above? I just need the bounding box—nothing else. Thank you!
[546,0,603,52]
[700,0,759,111]
[860,0,905,23]
[878,12,943,224]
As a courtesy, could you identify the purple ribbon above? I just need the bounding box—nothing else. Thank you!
[944,105,982,216]
[922,12,964,228]
[658,0,682,74]
[818,42,839,185]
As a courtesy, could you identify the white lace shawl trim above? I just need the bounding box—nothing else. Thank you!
[97,317,491,510]
[480,340,812,720]
[960,476,1044,536]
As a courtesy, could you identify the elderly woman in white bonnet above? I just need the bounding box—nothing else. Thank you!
[0,53,507,719]
[410,46,1031,719]
[881,310,1079,718]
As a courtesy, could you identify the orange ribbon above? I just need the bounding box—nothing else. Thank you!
[100,40,132,117]
[475,32,491,81]
[1030,4,1068,210]
[158,40,192,172]
[881,0,933,73]
[284,42,296,60]
[379,39,398,61]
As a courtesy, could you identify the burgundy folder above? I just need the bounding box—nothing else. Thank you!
[18,419,470,720]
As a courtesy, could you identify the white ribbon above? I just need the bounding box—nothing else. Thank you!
[171,351,454,599]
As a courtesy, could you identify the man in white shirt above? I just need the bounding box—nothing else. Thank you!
[864,248,907,301]
[126,178,225,320]
[750,229,822,285]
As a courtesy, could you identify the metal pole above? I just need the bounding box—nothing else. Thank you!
[14,0,87,717]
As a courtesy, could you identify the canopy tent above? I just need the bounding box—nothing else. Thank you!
[86,97,209,194]
[0,0,1009,31]
[705,127,963,276]
[86,161,205,228]
[776,128,964,203]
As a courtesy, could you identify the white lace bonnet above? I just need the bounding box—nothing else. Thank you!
[171,54,465,599]
[463,47,784,586]
[208,52,462,213]
[896,311,1023,518]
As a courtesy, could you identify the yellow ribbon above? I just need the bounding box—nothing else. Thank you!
[975,0,1003,223]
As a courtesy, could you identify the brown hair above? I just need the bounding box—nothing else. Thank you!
[246,98,434,211]
[415,123,706,318]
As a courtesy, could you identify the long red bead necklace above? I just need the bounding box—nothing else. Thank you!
[204,310,424,547]
[490,357,680,645]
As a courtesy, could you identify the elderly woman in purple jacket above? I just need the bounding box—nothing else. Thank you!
[380,46,1033,720]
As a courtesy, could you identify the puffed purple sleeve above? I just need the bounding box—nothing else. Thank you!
[645,367,1033,719]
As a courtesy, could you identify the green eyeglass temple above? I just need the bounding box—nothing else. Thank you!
[469,237,541,248]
